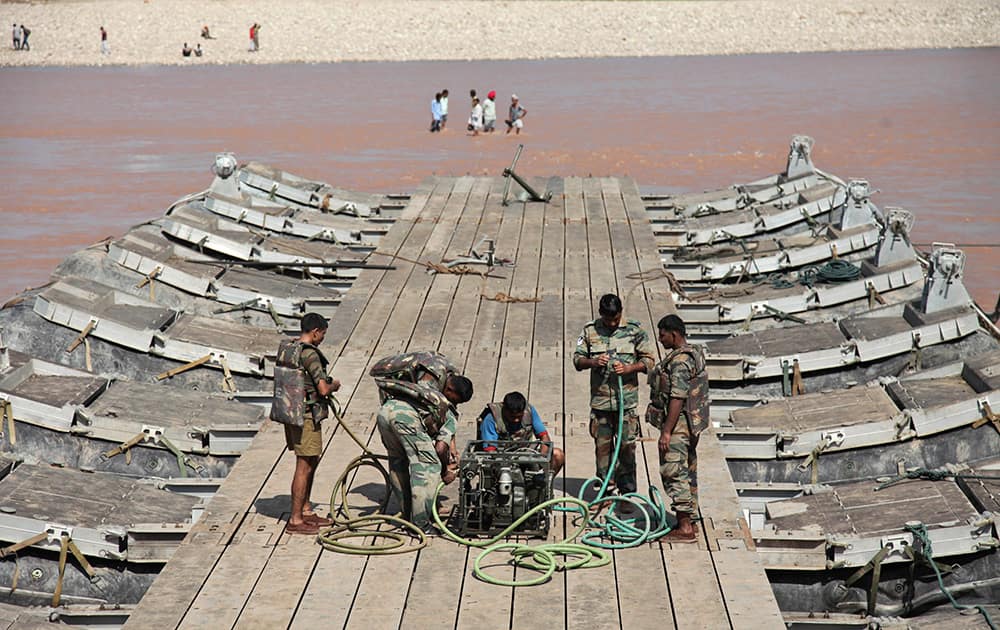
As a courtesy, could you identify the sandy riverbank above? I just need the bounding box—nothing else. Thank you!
[1,0,998,67]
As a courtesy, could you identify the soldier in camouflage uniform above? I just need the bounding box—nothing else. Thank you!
[370,350,473,463]
[647,314,710,543]
[376,383,463,532]
[573,294,656,496]
[282,313,341,535]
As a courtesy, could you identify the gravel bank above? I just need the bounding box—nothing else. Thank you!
[1,0,998,67]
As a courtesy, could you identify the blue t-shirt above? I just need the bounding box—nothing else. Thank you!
[480,405,548,445]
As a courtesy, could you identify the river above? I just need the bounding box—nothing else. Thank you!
[1,48,997,307]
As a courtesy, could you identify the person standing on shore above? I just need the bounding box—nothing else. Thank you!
[482,91,497,133]
[249,23,260,52]
[430,92,443,133]
[195,43,203,57]
[100,26,110,55]
[12,24,20,51]
[19,25,29,51]
[505,94,527,135]
[182,42,192,58]
[440,89,449,130]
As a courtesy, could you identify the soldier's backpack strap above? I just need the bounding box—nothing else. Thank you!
[301,342,330,370]
[478,403,507,440]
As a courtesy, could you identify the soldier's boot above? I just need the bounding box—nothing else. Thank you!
[663,511,697,543]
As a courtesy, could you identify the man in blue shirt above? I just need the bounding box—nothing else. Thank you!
[478,391,564,474]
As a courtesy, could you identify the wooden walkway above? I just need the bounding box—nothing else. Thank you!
[124,176,782,630]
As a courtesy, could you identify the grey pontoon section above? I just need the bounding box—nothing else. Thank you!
[717,351,1000,461]
[236,161,380,217]
[678,259,923,324]
[654,181,845,247]
[676,207,924,324]
[644,135,829,217]
[214,266,341,320]
[153,313,284,377]
[0,459,199,563]
[757,477,996,570]
[663,222,881,282]
[781,606,1000,630]
[163,205,369,279]
[32,276,285,377]
[202,192,386,246]
[0,351,106,432]
[109,230,341,319]
[108,229,223,298]
[77,380,264,456]
[32,277,176,352]
[707,303,980,381]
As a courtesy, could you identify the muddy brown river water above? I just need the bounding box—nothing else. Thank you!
[1,49,997,307]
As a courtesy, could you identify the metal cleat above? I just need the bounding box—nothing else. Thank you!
[441,235,515,270]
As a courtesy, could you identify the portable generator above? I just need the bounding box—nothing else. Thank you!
[455,440,554,538]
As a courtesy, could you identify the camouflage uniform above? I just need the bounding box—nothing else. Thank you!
[647,344,710,515]
[376,396,456,529]
[282,343,329,458]
[573,318,656,493]
[369,351,459,395]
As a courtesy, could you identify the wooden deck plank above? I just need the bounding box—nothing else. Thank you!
[455,191,528,630]
[713,550,785,629]
[662,548,731,630]
[511,191,566,630]
[343,178,476,629]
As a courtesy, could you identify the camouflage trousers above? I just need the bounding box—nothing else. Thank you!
[659,419,699,515]
[376,400,441,528]
[590,408,638,494]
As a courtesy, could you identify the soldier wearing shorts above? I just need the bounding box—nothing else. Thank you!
[573,294,655,497]
[647,314,710,543]
[281,313,340,534]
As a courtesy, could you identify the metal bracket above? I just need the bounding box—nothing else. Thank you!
[442,235,515,270]
[501,144,551,205]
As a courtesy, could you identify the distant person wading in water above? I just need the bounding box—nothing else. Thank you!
[505,94,527,135]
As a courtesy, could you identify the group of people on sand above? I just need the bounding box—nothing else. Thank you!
[431,88,527,136]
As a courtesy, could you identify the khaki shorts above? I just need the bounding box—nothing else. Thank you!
[284,415,323,457]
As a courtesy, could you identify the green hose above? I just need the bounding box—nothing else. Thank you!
[905,521,997,630]
[555,373,673,549]
[431,486,610,587]
[316,398,429,555]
